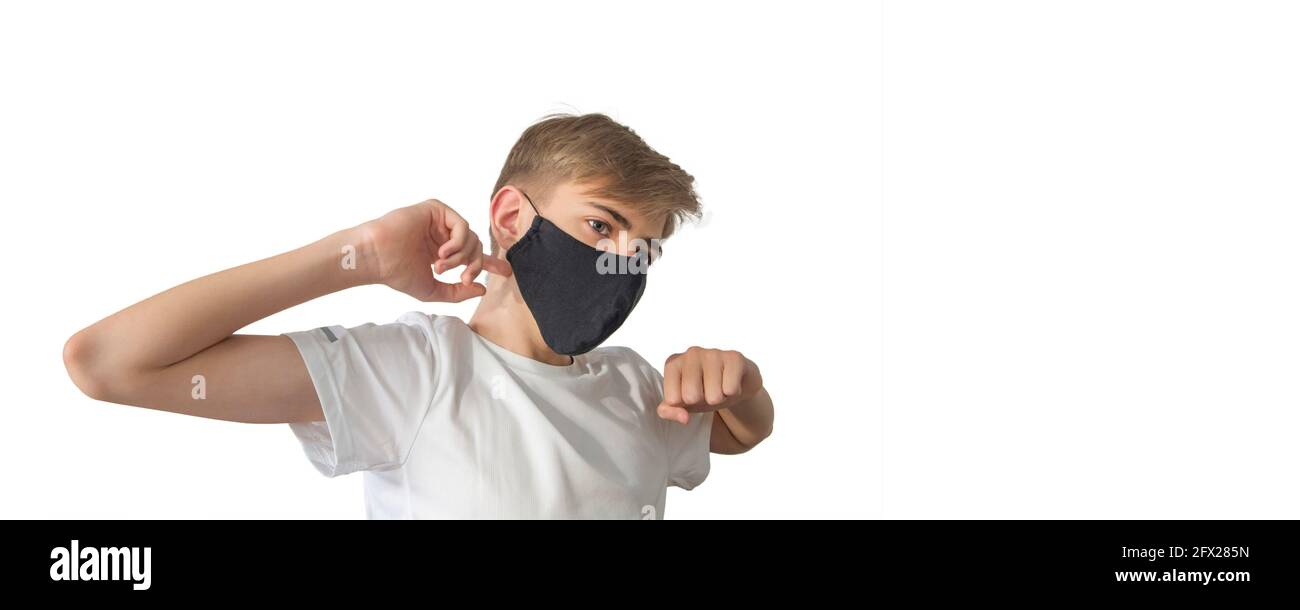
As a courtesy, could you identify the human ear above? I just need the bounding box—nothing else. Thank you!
[489,186,528,252]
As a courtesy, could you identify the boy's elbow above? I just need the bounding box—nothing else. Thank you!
[63,330,117,402]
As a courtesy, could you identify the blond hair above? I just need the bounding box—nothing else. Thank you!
[491,113,701,250]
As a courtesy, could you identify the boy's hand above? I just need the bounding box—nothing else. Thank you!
[359,199,511,302]
[657,347,763,425]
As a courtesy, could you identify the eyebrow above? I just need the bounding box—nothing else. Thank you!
[584,202,633,231]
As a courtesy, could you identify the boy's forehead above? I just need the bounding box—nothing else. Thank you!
[554,181,665,239]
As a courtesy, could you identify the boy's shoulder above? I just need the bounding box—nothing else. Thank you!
[588,345,661,382]
[392,310,470,335]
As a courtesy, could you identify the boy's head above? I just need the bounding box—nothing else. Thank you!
[487,113,701,258]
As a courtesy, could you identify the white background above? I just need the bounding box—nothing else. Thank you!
[0,1,879,518]
[2,1,1296,520]
[884,1,1299,518]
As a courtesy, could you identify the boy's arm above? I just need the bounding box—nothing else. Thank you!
[656,347,774,455]
[63,199,507,423]
[711,386,774,455]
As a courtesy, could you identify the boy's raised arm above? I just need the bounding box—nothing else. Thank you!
[62,199,507,423]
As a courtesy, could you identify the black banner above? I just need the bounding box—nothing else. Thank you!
[2,520,1290,598]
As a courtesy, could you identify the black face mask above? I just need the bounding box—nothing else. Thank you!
[505,191,649,356]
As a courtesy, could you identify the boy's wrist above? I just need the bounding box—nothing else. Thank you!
[320,227,382,289]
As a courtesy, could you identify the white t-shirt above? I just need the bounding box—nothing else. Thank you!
[284,312,711,519]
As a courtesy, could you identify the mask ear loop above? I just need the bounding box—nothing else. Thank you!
[519,189,542,218]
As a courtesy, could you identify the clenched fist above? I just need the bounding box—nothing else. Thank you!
[657,347,763,425]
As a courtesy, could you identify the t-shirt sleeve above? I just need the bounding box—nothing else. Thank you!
[665,410,713,490]
[644,361,713,490]
[283,315,440,477]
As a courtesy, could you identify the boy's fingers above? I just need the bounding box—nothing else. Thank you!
[436,248,473,273]
[423,280,487,303]
[657,402,690,425]
[721,352,744,398]
[662,358,682,406]
[702,351,726,405]
[482,255,513,277]
[680,355,704,406]
[442,250,511,278]
[438,219,468,259]
[466,232,483,260]
[461,257,483,286]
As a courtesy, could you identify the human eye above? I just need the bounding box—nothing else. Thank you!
[587,218,612,237]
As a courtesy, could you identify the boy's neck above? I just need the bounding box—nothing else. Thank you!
[468,272,575,367]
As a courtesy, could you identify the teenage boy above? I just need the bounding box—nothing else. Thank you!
[63,113,775,519]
